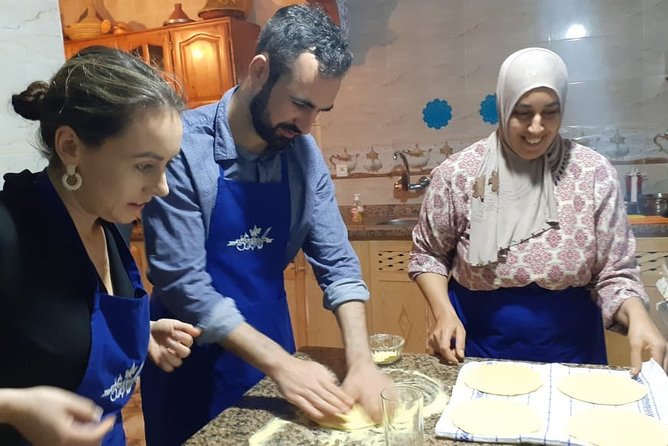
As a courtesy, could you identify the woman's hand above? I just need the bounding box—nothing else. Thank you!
[148,319,201,372]
[414,272,465,364]
[429,313,466,364]
[2,386,115,446]
[617,297,668,375]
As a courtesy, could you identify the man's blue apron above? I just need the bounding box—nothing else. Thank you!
[449,279,607,364]
[73,225,150,446]
[142,155,293,446]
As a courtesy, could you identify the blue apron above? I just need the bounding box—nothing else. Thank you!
[74,225,150,446]
[449,279,607,364]
[142,155,293,446]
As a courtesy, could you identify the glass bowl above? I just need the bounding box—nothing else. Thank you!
[369,334,405,365]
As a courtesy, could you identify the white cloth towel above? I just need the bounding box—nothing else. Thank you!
[435,359,668,445]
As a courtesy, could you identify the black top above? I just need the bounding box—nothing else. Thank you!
[0,170,134,444]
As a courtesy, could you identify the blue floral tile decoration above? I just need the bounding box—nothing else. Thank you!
[480,94,498,125]
[422,98,452,129]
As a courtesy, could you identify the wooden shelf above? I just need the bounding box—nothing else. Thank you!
[609,157,668,165]
[330,168,432,180]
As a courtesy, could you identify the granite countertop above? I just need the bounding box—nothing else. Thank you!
[129,205,668,242]
[184,347,619,446]
[340,205,668,240]
[183,347,484,445]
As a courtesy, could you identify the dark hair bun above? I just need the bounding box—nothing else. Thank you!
[12,81,49,121]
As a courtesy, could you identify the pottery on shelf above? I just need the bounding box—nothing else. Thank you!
[198,0,253,20]
[164,3,195,26]
[63,0,112,40]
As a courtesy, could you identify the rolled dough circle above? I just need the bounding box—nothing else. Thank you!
[567,408,668,446]
[450,399,542,436]
[465,362,543,395]
[557,373,647,405]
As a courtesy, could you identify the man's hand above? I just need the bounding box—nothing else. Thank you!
[341,361,393,423]
[269,356,354,421]
[148,319,201,372]
[4,386,115,446]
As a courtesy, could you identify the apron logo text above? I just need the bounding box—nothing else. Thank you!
[228,226,274,251]
[101,362,144,402]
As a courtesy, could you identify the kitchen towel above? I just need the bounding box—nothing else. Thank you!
[435,359,668,445]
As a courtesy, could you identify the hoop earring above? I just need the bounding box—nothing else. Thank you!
[61,164,82,191]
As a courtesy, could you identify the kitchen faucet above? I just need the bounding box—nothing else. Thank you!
[393,151,431,191]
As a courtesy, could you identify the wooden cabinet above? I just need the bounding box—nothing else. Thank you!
[285,250,344,350]
[64,18,259,108]
[129,229,152,295]
[286,237,668,364]
[605,237,668,366]
[366,241,428,353]
[284,241,428,353]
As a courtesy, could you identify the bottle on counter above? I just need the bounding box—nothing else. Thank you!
[351,193,365,223]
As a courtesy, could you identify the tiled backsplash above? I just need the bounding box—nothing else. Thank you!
[323,0,668,205]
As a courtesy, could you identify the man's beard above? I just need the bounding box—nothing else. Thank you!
[250,81,302,151]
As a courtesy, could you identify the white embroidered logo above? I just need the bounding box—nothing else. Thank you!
[227,226,273,251]
[101,362,144,402]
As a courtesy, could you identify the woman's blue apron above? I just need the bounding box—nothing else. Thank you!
[449,279,607,364]
[26,173,151,446]
[74,225,150,446]
[142,155,294,446]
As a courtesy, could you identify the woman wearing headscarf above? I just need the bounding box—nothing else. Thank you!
[409,47,668,375]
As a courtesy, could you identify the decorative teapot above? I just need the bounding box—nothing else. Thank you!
[605,129,630,158]
[329,148,358,172]
[404,144,432,169]
[653,132,668,154]
[439,141,454,160]
[362,146,383,173]
[571,131,600,148]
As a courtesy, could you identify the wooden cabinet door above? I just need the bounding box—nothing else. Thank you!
[129,240,152,294]
[120,30,173,74]
[285,251,308,349]
[302,260,344,348]
[605,237,668,366]
[298,241,376,349]
[169,22,236,108]
[368,241,428,353]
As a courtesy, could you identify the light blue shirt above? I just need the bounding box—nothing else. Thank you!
[142,88,369,344]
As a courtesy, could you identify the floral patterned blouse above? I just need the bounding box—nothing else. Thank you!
[409,139,648,330]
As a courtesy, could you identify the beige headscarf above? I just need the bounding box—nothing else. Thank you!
[468,47,569,266]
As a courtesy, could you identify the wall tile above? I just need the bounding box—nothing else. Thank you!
[0,0,64,185]
[323,0,668,204]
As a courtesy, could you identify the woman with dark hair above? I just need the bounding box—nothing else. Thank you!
[410,47,667,374]
[0,46,200,446]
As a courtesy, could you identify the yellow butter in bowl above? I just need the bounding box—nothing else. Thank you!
[369,334,404,365]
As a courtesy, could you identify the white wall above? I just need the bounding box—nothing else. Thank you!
[0,0,65,186]
[322,0,668,204]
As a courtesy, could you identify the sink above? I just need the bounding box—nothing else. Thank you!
[375,217,419,226]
